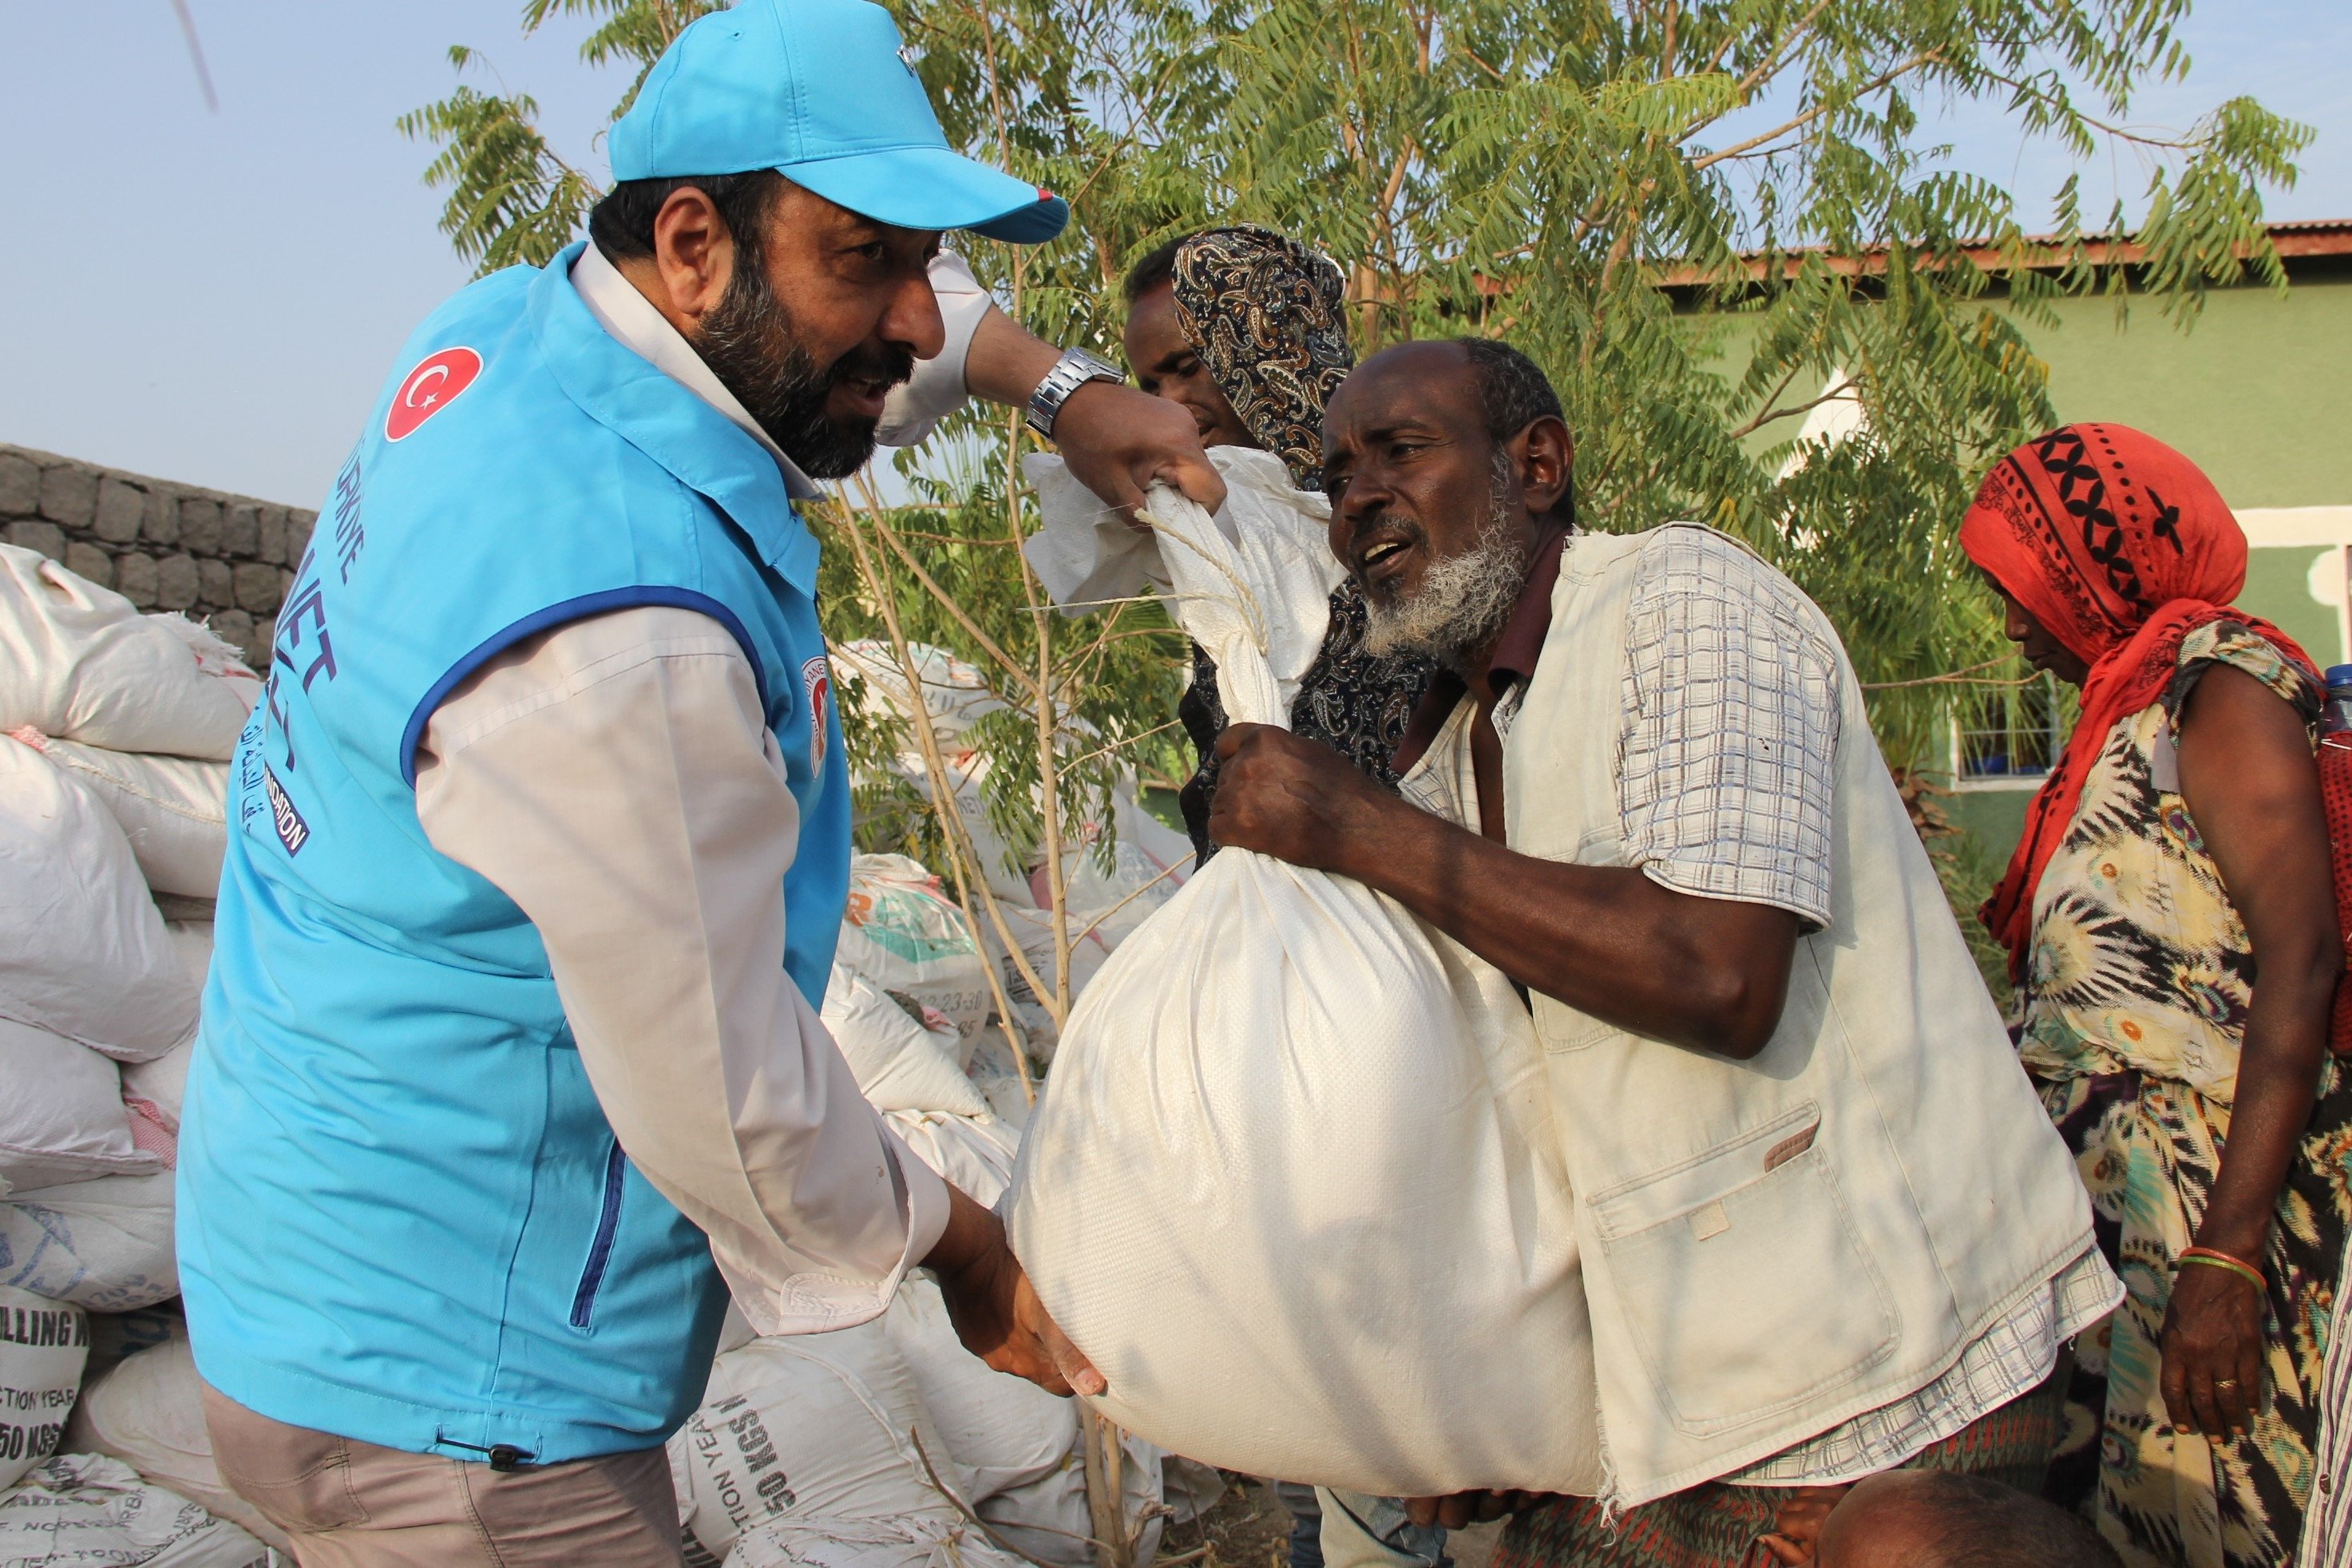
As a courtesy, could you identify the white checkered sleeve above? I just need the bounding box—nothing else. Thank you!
[1617,529,1841,929]
[2301,1266,2352,1566]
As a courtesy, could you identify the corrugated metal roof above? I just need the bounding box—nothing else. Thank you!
[1651,219,2352,287]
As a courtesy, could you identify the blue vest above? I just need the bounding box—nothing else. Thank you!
[178,243,851,1463]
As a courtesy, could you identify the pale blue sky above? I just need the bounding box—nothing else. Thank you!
[2,2,2345,509]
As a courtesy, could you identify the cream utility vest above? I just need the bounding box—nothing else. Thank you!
[1483,525,2100,1506]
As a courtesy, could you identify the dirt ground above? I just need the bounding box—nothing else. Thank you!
[1155,1479,1501,1568]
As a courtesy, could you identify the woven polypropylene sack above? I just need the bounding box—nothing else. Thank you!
[824,963,988,1118]
[0,737,196,1060]
[9,731,228,899]
[0,545,259,762]
[0,1284,88,1488]
[883,1110,1020,1209]
[64,1332,295,1551]
[1006,485,1605,1498]
[667,1321,967,1562]
[0,1020,156,1194]
[0,1169,179,1310]
[837,855,993,1049]
[0,1452,267,1568]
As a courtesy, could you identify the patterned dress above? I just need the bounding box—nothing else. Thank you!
[1176,582,1435,862]
[2021,623,2351,1568]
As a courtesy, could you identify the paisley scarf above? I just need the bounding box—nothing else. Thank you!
[1168,225,1354,486]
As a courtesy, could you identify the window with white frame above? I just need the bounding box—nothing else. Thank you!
[1952,672,2066,787]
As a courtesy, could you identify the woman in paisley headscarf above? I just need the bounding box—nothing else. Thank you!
[1960,423,2348,1568]
[1119,226,1437,862]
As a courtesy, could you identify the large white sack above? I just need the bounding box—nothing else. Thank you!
[0,544,259,762]
[667,1321,970,1563]
[65,1333,295,1553]
[119,926,210,1169]
[962,1032,1035,1131]
[883,1111,1020,1210]
[730,1511,1031,1568]
[1007,484,1605,1499]
[83,1301,187,1382]
[7,731,227,899]
[824,964,987,1118]
[885,1276,1072,1506]
[0,1453,268,1568]
[837,855,994,1048]
[0,1170,178,1310]
[882,1273,1114,1568]
[0,739,197,1061]
[0,1021,153,1194]
[887,1277,1196,1568]
[164,921,214,992]
[0,1284,87,1489]
[122,1034,194,1143]
[833,640,1007,751]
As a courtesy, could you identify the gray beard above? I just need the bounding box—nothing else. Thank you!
[1360,496,1531,670]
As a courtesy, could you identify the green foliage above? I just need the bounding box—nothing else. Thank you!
[398,6,726,275]
[403,0,2308,992]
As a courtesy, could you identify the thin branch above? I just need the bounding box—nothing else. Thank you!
[827,494,1043,1103]
[1976,68,2220,152]
[1067,852,1194,950]
[850,473,1043,701]
[1862,656,2038,690]
[1725,358,1814,441]
[1730,374,1859,441]
[909,1428,1067,1568]
[1728,0,1834,107]
[1689,53,1944,171]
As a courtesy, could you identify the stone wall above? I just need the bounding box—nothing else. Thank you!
[0,444,315,669]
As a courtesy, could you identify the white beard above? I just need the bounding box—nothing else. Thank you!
[1361,496,1531,670]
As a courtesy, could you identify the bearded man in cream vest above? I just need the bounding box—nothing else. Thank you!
[1208,339,2120,1568]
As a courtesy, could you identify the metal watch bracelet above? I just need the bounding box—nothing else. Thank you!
[1024,348,1125,440]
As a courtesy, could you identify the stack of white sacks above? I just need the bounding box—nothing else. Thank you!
[829,639,1197,1066]
[0,543,1207,1566]
[0,540,283,1563]
[672,702,1215,1566]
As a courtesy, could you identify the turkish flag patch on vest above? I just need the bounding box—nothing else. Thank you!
[386,347,482,441]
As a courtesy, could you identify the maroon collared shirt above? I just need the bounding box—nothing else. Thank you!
[1390,522,1572,777]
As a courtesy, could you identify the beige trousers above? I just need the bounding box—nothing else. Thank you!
[200,1384,683,1568]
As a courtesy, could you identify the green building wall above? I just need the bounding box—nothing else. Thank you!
[1705,252,2352,863]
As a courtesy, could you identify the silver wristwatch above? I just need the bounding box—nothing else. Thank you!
[1024,348,1125,440]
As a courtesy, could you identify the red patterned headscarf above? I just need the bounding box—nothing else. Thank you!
[1958,423,2318,980]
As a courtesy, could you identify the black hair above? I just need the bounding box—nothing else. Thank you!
[588,171,785,266]
[1455,338,1564,444]
[1859,1471,2122,1568]
[1455,337,1574,529]
[1123,232,1195,303]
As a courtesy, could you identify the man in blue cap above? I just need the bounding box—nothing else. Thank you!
[176,2,1216,1560]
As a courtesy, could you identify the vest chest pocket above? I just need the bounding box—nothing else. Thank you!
[1587,1110,1898,1435]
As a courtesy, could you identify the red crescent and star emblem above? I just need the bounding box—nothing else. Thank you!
[802,655,833,775]
[385,346,482,441]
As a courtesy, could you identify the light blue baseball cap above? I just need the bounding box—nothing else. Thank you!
[609,0,1067,244]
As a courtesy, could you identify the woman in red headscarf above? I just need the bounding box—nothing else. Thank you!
[1961,424,2346,1567]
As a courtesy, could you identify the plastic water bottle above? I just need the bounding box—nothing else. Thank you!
[2323,666,2352,1052]
[2327,664,2352,746]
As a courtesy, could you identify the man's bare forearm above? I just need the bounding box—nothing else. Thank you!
[961,304,1060,406]
[1326,788,1796,1059]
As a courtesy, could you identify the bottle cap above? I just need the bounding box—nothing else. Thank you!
[2330,663,2352,691]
